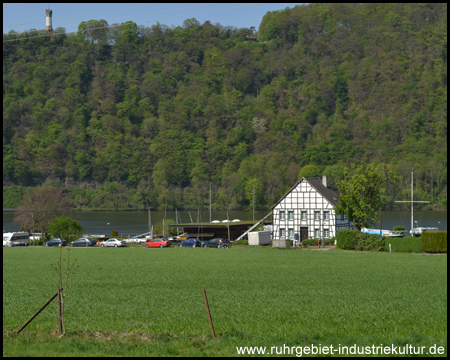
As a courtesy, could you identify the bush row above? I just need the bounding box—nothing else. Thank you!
[335,230,447,253]
[336,230,359,250]
[302,238,335,246]
[354,233,386,251]
[422,231,447,253]
[385,237,423,253]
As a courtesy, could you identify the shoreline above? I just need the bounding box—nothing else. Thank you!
[4,208,448,212]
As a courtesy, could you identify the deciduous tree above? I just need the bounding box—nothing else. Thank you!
[14,186,73,236]
[335,163,398,230]
[47,215,83,242]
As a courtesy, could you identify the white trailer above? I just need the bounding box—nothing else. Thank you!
[248,231,271,246]
[3,232,30,247]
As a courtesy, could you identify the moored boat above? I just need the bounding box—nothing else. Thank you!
[382,229,405,238]
[361,228,405,238]
[409,227,439,237]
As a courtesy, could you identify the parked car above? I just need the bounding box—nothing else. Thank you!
[200,239,210,246]
[130,236,147,244]
[178,238,201,248]
[44,238,67,247]
[203,238,229,248]
[101,238,127,247]
[70,238,96,247]
[145,238,171,248]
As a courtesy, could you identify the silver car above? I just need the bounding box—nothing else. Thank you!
[101,238,127,247]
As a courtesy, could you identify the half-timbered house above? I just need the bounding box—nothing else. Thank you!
[272,176,353,241]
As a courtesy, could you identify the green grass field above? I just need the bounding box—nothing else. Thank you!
[3,246,447,356]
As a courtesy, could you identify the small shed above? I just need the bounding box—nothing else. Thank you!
[248,231,271,245]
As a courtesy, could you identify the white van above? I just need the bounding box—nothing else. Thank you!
[3,232,30,247]
[29,232,43,241]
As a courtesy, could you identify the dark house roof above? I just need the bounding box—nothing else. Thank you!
[272,177,340,209]
[169,222,265,241]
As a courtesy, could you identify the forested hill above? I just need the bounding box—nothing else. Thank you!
[3,3,447,211]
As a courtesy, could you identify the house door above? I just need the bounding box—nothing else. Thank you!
[300,227,308,241]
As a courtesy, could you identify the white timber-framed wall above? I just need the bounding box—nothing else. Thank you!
[272,176,353,241]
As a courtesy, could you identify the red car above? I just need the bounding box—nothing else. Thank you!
[144,238,171,248]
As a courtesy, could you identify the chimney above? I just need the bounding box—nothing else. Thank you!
[322,175,328,188]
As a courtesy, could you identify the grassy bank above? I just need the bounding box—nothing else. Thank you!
[3,247,447,356]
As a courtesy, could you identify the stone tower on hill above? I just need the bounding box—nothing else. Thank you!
[45,9,53,32]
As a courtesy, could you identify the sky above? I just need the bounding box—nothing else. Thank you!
[3,3,306,36]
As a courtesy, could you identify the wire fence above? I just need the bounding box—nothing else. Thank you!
[3,289,214,337]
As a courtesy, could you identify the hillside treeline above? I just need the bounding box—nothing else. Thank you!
[3,3,447,210]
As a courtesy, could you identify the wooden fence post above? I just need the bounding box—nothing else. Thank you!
[16,291,58,333]
[202,288,215,339]
[57,284,63,336]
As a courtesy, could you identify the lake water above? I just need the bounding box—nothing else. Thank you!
[3,210,447,237]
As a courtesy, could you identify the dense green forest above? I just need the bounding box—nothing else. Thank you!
[3,3,447,210]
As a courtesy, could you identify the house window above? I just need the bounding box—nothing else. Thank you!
[279,228,286,238]
[279,211,285,221]
[288,228,294,239]
[323,211,329,220]
[301,210,307,221]
[324,229,330,238]
[288,210,294,221]
[314,229,320,238]
[314,211,320,220]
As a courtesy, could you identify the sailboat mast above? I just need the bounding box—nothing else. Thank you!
[210,182,212,223]
[411,168,413,232]
[164,195,167,238]
[148,207,151,234]
[395,168,429,234]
